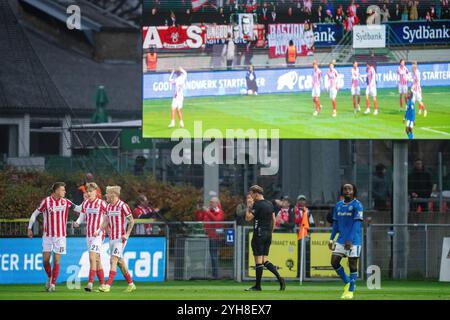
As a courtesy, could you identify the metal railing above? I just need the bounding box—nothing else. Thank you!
[366,223,450,279]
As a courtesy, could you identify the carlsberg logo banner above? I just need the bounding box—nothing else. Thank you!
[353,25,386,48]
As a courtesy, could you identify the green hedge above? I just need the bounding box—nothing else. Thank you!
[0,170,241,222]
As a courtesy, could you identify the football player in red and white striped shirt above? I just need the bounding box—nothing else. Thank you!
[27,182,81,292]
[312,60,323,116]
[397,59,409,111]
[412,62,427,117]
[73,182,107,292]
[364,62,379,115]
[95,186,136,293]
[326,63,340,117]
[351,61,361,113]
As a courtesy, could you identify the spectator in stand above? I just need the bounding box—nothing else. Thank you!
[315,5,325,23]
[283,6,296,23]
[149,7,162,25]
[409,1,419,20]
[245,0,257,13]
[335,5,345,25]
[324,9,335,23]
[392,3,402,20]
[258,1,270,24]
[380,3,391,22]
[372,163,391,210]
[344,10,359,32]
[408,159,433,211]
[293,195,315,229]
[146,47,157,72]
[324,0,335,16]
[216,6,228,24]
[167,10,178,26]
[236,194,252,226]
[197,197,224,279]
[286,39,297,67]
[133,194,159,235]
[268,5,279,24]
[275,196,295,233]
[77,173,102,202]
[348,0,359,17]
[303,0,313,14]
[402,2,409,20]
[430,6,437,20]
[441,0,449,19]
[181,8,193,25]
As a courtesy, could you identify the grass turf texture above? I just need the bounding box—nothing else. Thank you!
[1,280,449,300]
[143,87,450,139]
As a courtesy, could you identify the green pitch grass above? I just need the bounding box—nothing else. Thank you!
[143,87,450,139]
[1,280,449,300]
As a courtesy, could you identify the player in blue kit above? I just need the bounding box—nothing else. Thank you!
[404,91,415,140]
[328,183,363,299]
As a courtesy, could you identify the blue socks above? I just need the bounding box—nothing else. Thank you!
[349,272,358,292]
[334,266,350,284]
[408,132,414,139]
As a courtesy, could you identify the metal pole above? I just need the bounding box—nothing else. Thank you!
[424,224,428,278]
[299,228,306,285]
[165,224,170,281]
[368,140,373,209]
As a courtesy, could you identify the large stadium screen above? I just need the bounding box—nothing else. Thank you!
[142,1,450,139]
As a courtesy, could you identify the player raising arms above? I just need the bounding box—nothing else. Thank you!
[73,182,107,292]
[326,63,339,117]
[404,90,416,139]
[95,186,136,293]
[351,61,361,113]
[329,183,363,300]
[397,59,409,111]
[27,182,81,292]
[411,62,427,117]
[312,60,323,116]
[364,62,379,115]
[168,66,187,128]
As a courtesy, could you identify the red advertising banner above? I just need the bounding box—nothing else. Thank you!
[143,25,206,50]
[267,23,314,58]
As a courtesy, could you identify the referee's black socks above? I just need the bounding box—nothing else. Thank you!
[264,261,281,281]
[255,264,263,288]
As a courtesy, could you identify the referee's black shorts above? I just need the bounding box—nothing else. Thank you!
[251,229,272,256]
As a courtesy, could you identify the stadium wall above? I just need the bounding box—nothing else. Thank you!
[143,61,450,99]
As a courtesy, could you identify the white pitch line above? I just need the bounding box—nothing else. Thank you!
[421,127,450,136]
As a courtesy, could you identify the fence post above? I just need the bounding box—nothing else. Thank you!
[235,225,242,282]
[425,224,428,279]
[165,223,170,281]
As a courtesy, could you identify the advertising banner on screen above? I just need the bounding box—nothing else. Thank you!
[143,25,206,50]
[267,23,314,58]
[314,24,343,47]
[353,25,386,48]
[205,24,266,47]
[388,20,450,45]
[143,62,450,99]
[0,237,166,284]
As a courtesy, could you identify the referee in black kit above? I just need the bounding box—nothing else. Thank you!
[245,185,286,291]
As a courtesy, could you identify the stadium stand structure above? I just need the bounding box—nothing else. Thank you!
[0,0,140,162]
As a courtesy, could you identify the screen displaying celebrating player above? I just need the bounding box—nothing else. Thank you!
[411,62,427,117]
[168,66,187,128]
[351,61,361,113]
[312,60,323,116]
[73,182,107,292]
[27,182,81,292]
[326,63,340,117]
[328,183,363,300]
[404,90,416,139]
[397,59,409,111]
[95,186,136,293]
[364,62,379,115]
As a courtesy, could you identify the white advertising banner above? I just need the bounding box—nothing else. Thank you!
[439,237,450,282]
[353,25,386,48]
